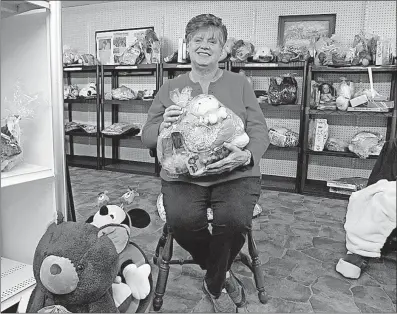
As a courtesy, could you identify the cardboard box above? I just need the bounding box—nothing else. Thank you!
[308,119,328,151]
[375,40,393,66]
[349,95,368,107]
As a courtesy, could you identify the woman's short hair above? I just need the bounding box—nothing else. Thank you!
[185,14,228,46]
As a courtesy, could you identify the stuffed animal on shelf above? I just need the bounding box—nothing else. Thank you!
[86,186,152,312]
[23,212,125,313]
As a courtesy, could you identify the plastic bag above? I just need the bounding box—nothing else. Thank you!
[1,81,42,171]
[325,137,348,152]
[157,88,249,177]
[337,77,355,99]
[141,29,161,64]
[111,86,136,100]
[120,42,144,65]
[230,40,255,62]
[268,74,298,105]
[101,122,140,136]
[268,126,299,147]
[63,46,81,66]
[348,131,385,159]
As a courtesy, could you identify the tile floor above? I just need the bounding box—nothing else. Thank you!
[69,167,396,313]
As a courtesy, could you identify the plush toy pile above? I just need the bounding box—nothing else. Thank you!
[157,87,249,177]
[19,188,152,313]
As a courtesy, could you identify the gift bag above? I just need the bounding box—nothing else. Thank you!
[268,74,298,105]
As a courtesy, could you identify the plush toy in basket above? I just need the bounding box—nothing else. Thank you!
[19,188,152,313]
[157,87,250,177]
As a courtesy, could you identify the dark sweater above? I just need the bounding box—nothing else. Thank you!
[141,70,270,186]
[367,139,397,186]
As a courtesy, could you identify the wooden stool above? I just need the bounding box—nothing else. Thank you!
[152,223,268,311]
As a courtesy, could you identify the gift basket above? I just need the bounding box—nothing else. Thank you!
[268,126,299,147]
[63,46,97,66]
[230,40,255,62]
[157,87,249,177]
[268,73,298,105]
[348,131,384,159]
[101,122,140,137]
[1,81,42,172]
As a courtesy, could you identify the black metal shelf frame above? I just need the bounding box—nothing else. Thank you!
[100,64,160,176]
[64,65,101,170]
[229,60,309,193]
[299,64,397,197]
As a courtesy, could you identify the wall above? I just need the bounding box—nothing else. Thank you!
[62,0,396,181]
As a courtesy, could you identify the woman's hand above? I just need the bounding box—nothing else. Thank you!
[159,105,183,132]
[192,143,251,177]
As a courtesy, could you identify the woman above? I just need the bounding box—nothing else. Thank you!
[142,14,269,312]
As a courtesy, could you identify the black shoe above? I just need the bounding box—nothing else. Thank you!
[225,270,247,308]
[203,279,237,313]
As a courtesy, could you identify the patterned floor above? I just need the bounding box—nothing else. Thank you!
[69,167,396,313]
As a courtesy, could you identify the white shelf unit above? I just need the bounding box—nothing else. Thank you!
[1,1,65,311]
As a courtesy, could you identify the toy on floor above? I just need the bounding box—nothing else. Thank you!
[22,212,125,313]
[86,186,152,312]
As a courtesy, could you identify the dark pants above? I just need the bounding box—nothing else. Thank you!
[161,177,261,297]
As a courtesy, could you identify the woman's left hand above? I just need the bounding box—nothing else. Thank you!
[192,143,250,177]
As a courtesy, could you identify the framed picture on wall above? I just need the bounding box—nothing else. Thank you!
[95,26,154,65]
[277,14,336,48]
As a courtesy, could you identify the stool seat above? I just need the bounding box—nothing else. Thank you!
[152,223,268,311]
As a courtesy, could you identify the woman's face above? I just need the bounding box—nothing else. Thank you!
[187,27,223,67]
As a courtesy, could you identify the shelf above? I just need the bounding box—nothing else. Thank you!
[64,98,97,104]
[1,1,49,19]
[66,155,98,170]
[103,159,156,176]
[162,62,227,70]
[1,257,36,312]
[306,150,379,159]
[311,65,397,73]
[65,130,98,137]
[260,103,301,111]
[308,109,393,116]
[303,179,350,200]
[63,65,97,72]
[268,144,299,152]
[102,133,141,140]
[261,174,297,193]
[103,99,153,106]
[1,163,53,188]
[103,64,157,71]
[231,61,305,69]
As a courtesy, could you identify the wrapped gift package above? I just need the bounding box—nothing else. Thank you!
[268,126,299,147]
[157,88,249,177]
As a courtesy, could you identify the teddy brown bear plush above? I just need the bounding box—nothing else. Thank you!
[25,213,126,313]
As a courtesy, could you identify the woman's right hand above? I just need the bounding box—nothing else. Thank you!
[160,105,183,132]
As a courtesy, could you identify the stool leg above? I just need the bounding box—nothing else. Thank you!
[153,224,169,265]
[247,230,268,304]
[153,227,173,311]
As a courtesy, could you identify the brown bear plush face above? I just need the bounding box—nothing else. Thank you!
[33,221,119,306]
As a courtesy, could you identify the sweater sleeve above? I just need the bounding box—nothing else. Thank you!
[242,78,270,165]
[141,81,169,149]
